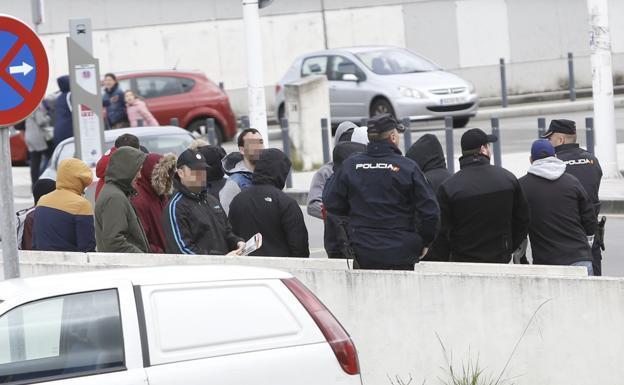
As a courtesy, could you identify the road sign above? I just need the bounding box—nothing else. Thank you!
[0,14,49,126]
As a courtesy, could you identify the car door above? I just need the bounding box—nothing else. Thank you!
[134,76,192,125]
[0,281,146,385]
[327,55,370,122]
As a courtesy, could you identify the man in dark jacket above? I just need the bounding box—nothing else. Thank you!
[431,128,529,263]
[197,144,227,199]
[95,147,149,253]
[53,75,73,149]
[229,149,309,258]
[543,119,604,275]
[519,140,596,273]
[324,113,440,270]
[163,149,245,255]
[406,134,452,192]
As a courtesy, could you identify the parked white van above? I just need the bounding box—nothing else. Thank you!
[0,265,362,385]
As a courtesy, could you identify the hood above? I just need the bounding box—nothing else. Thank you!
[332,142,366,172]
[381,70,469,90]
[57,75,70,93]
[222,152,250,175]
[105,147,147,194]
[352,126,369,145]
[528,156,566,181]
[151,153,177,196]
[198,145,227,181]
[32,178,56,205]
[252,149,291,190]
[334,121,358,146]
[406,134,447,172]
[56,158,93,195]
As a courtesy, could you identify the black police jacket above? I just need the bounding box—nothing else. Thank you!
[431,154,530,263]
[554,143,602,214]
[323,141,440,266]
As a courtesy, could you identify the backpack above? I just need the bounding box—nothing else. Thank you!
[16,207,35,250]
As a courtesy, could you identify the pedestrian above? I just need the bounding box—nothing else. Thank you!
[52,75,73,149]
[18,178,56,251]
[198,144,228,199]
[24,102,53,185]
[229,148,309,258]
[406,134,452,192]
[103,73,129,129]
[220,128,264,214]
[543,119,604,275]
[162,149,245,255]
[32,159,95,252]
[124,90,159,127]
[324,113,440,270]
[94,133,141,200]
[95,147,149,253]
[430,128,529,263]
[131,153,177,253]
[518,139,596,274]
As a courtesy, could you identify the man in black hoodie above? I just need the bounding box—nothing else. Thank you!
[197,144,227,199]
[228,149,309,257]
[406,134,452,192]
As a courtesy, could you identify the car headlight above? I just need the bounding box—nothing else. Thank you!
[398,86,426,99]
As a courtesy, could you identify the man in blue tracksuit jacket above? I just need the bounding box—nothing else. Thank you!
[324,113,440,270]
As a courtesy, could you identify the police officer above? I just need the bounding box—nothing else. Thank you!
[543,119,604,275]
[323,113,440,270]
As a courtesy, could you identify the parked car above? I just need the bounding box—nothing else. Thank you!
[9,126,28,165]
[0,265,362,385]
[275,46,479,128]
[39,126,195,202]
[114,70,237,142]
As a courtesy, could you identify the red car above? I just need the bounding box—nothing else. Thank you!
[10,126,28,165]
[115,70,237,142]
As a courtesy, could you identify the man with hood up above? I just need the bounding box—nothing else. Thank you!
[53,75,73,149]
[229,148,309,258]
[406,134,452,192]
[519,140,596,274]
[198,144,228,199]
[95,147,149,253]
[33,159,95,252]
[131,153,177,253]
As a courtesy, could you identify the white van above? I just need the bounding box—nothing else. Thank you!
[0,266,362,385]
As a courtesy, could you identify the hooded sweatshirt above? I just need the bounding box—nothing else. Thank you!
[406,134,452,192]
[33,159,95,252]
[95,147,118,200]
[229,149,309,258]
[198,145,227,199]
[53,75,73,147]
[219,152,252,215]
[131,153,176,253]
[127,99,159,127]
[95,147,149,253]
[519,156,596,265]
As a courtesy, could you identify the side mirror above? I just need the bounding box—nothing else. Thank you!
[342,73,359,82]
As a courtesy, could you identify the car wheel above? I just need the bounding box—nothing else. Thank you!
[370,98,395,118]
[187,118,224,145]
[452,116,470,128]
[277,103,285,124]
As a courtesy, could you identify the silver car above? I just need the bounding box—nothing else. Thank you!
[275,46,478,128]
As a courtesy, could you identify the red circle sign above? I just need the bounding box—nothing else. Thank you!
[0,14,49,126]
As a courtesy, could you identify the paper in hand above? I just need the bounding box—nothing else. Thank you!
[241,233,262,256]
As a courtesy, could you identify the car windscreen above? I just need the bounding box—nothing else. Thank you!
[355,49,440,75]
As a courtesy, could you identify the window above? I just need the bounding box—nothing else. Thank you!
[136,76,184,99]
[0,290,125,383]
[356,48,440,75]
[179,77,195,93]
[117,79,131,93]
[140,134,194,156]
[301,56,328,77]
[328,56,361,81]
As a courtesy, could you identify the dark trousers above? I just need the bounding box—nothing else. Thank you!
[353,259,415,271]
[29,150,46,185]
[592,241,602,276]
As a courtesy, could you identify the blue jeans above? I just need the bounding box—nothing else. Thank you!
[572,261,594,276]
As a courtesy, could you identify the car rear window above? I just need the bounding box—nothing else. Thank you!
[136,76,184,99]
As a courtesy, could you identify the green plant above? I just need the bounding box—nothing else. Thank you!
[436,335,501,385]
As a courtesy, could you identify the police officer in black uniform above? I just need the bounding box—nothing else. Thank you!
[323,113,440,270]
[543,119,604,275]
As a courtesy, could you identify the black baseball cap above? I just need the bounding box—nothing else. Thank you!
[367,113,405,135]
[177,149,208,170]
[541,119,576,138]
[461,128,498,154]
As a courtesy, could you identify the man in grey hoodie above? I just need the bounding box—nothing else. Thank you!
[518,139,596,274]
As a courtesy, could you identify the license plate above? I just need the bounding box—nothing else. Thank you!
[440,97,466,105]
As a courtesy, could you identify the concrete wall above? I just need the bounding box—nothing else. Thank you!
[3,0,624,117]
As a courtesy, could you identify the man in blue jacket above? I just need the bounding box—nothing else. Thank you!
[324,113,440,270]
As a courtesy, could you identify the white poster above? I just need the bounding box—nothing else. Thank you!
[74,64,97,95]
[78,104,102,167]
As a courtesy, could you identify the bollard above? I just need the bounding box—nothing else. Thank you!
[401,117,412,153]
[280,117,293,188]
[568,52,576,102]
[538,117,546,138]
[444,116,455,174]
[206,118,217,145]
[137,118,144,127]
[240,115,250,129]
[170,117,179,127]
[491,117,502,167]
[586,117,595,155]
[500,58,508,108]
[321,118,330,164]
[219,81,224,91]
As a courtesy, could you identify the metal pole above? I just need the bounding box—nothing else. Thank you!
[500,58,508,108]
[401,118,412,153]
[206,118,217,145]
[538,117,546,138]
[170,117,179,127]
[240,115,250,130]
[491,117,502,167]
[280,118,293,188]
[587,0,619,178]
[568,52,576,102]
[0,127,20,279]
[444,117,455,174]
[586,117,595,155]
[321,118,330,164]
[242,0,269,145]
